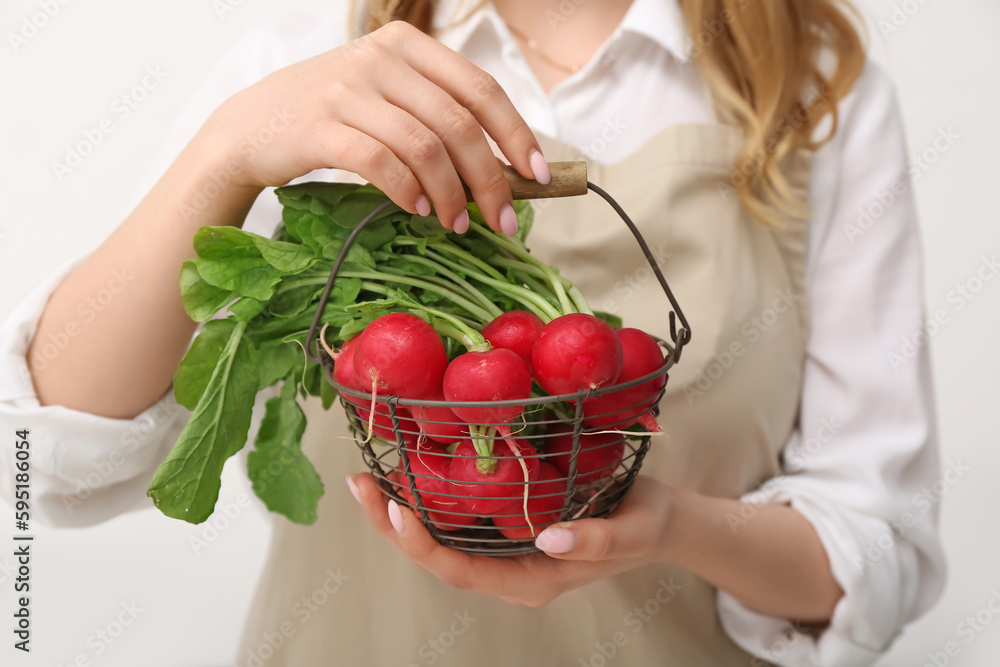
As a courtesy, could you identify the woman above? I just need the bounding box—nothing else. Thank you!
[0,0,945,664]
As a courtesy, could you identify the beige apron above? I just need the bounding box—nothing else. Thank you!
[238,124,811,666]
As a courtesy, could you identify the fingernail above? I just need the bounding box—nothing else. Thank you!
[415,194,431,217]
[499,203,518,236]
[388,499,405,535]
[535,527,574,553]
[529,149,551,185]
[345,475,361,504]
[453,210,470,234]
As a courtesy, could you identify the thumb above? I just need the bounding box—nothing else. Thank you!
[534,516,649,562]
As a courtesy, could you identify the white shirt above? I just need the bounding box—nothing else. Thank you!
[0,1,945,665]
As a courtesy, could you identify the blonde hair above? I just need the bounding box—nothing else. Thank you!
[358,0,865,227]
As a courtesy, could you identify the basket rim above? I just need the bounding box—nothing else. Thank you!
[321,349,674,409]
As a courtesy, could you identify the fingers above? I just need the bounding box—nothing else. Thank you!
[390,25,544,182]
[377,63,516,233]
[314,125,426,215]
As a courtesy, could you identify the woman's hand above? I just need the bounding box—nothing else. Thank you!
[201,20,549,234]
[350,470,843,621]
[348,473,675,607]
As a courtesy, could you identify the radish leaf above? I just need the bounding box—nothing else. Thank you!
[148,321,259,524]
[248,375,324,525]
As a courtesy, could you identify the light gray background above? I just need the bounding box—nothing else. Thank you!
[0,1,997,665]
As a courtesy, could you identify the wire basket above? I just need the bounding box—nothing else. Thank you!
[304,180,690,556]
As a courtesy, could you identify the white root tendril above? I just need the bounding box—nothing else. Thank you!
[501,427,534,537]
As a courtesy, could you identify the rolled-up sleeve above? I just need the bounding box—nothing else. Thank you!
[716,62,947,665]
[0,252,189,527]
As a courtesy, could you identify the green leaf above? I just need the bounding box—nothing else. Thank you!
[301,362,323,399]
[228,297,266,321]
[173,320,237,410]
[257,339,305,391]
[513,200,535,243]
[331,185,402,229]
[276,181,362,214]
[320,240,376,269]
[248,376,325,524]
[179,260,236,322]
[193,255,284,302]
[195,226,316,273]
[148,321,259,524]
[320,371,338,410]
[594,310,623,329]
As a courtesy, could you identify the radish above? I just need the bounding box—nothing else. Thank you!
[411,394,468,444]
[332,335,367,410]
[357,405,420,446]
[582,328,666,431]
[353,313,447,399]
[442,347,534,459]
[531,313,623,396]
[491,463,567,539]
[545,430,625,485]
[442,348,533,426]
[481,310,545,375]
[449,439,540,515]
[387,465,478,532]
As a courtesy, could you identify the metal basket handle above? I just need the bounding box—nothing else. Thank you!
[304,161,690,366]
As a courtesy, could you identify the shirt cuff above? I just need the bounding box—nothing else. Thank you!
[716,487,919,667]
[0,250,188,527]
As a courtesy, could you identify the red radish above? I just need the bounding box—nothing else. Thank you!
[357,406,420,445]
[545,431,625,485]
[442,349,532,425]
[491,463,567,539]
[449,439,540,515]
[582,328,666,431]
[332,335,366,409]
[532,314,623,396]
[481,310,545,375]
[353,313,447,398]
[387,466,478,532]
[411,394,468,444]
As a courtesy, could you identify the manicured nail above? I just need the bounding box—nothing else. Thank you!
[345,475,361,504]
[453,210,470,234]
[415,194,431,217]
[535,527,574,553]
[499,203,518,236]
[529,149,551,185]
[388,499,405,535]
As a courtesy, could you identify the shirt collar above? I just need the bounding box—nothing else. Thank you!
[433,0,692,64]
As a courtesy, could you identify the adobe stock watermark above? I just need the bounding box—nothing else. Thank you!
[877,0,935,40]
[52,66,169,182]
[843,125,959,244]
[726,416,845,533]
[406,610,477,666]
[598,244,672,315]
[918,588,1000,667]
[544,0,590,30]
[716,86,829,203]
[55,601,145,667]
[749,621,813,667]
[239,567,350,667]
[189,492,253,556]
[22,267,135,378]
[853,458,970,573]
[7,0,73,53]
[62,397,182,514]
[214,0,249,20]
[683,287,801,405]
[179,108,295,222]
[887,254,999,372]
[579,117,630,161]
[578,577,682,666]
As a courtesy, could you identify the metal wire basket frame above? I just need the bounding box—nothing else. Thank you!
[303,182,690,556]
